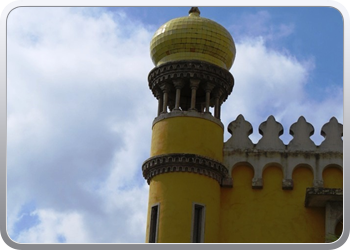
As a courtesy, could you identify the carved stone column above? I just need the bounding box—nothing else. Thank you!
[154,88,163,116]
[213,88,223,119]
[148,60,234,118]
[189,79,200,111]
[160,83,172,113]
[173,79,184,111]
[203,82,215,114]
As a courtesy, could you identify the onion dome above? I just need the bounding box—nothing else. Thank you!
[150,7,236,70]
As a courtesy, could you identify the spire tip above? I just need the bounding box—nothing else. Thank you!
[189,7,200,16]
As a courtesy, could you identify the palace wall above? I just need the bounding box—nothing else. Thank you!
[221,115,343,243]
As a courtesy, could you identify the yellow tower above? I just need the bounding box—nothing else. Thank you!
[142,7,236,243]
[143,7,343,244]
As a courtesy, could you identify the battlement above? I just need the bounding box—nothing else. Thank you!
[223,115,343,189]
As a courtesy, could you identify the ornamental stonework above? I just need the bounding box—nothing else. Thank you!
[224,115,343,189]
[148,60,234,104]
[142,153,229,186]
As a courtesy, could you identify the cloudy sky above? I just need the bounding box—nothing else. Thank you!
[6,6,343,243]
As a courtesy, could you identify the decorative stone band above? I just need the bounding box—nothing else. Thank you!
[142,153,230,186]
[305,187,343,207]
[148,60,234,103]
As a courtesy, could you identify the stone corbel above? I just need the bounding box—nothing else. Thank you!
[282,179,294,190]
[221,176,233,188]
[252,177,263,189]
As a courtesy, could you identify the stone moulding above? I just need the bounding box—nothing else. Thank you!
[142,153,230,186]
[148,60,234,103]
[305,187,343,207]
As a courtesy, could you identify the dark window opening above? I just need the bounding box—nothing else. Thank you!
[192,204,205,243]
[149,204,159,243]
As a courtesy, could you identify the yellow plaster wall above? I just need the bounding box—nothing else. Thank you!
[323,167,343,188]
[146,116,343,243]
[220,165,325,243]
[146,172,221,243]
[151,117,223,161]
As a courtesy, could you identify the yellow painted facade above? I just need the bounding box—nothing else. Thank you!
[146,116,224,242]
[144,7,343,244]
[220,166,327,243]
[323,167,343,188]
[146,172,220,243]
[146,114,343,243]
[150,116,223,161]
[146,151,342,243]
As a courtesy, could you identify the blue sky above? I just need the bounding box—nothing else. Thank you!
[6,6,343,243]
[115,6,344,102]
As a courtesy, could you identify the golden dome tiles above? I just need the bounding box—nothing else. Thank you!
[150,10,236,69]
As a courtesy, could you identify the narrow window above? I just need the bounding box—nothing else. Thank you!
[149,204,159,243]
[191,203,205,243]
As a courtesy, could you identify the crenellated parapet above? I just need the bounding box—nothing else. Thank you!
[223,115,343,189]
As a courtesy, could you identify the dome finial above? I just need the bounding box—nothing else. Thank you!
[189,7,200,16]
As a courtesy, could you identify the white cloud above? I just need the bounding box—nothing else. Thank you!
[15,209,89,243]
[229,10,295,42]
[7,7,154,243]
[222,37,342,145]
